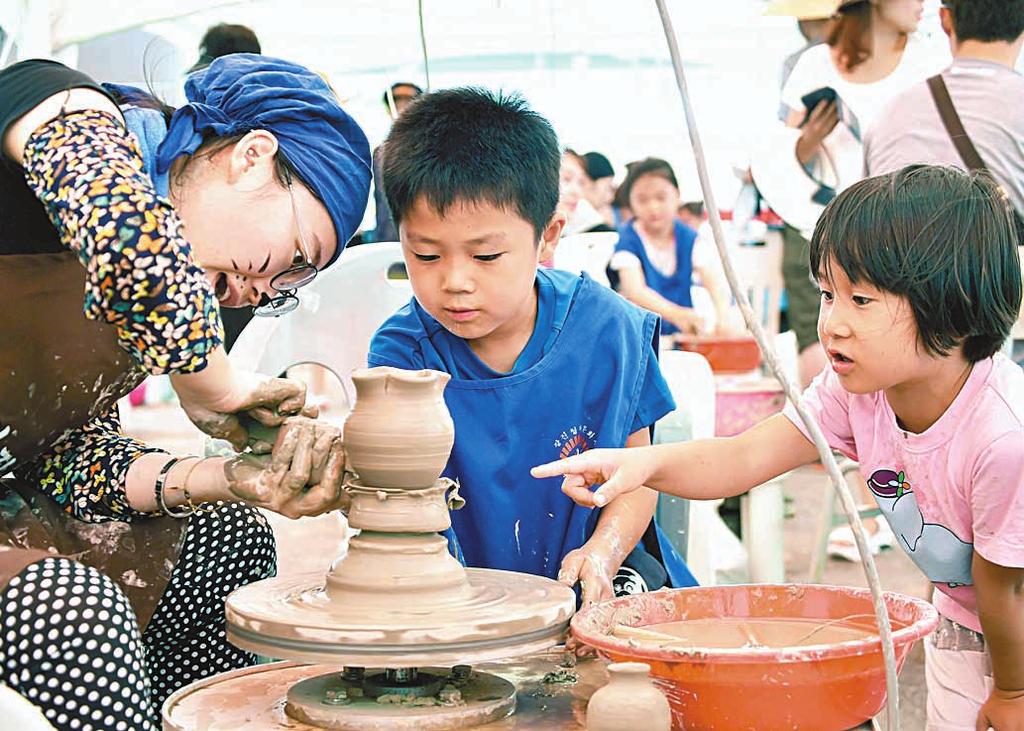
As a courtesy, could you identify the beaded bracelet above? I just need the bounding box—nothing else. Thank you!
[154,457,195,519]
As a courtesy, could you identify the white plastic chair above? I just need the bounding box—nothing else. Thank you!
[229,241,412,411]
[552,231,619,287]
[654,350,747,586]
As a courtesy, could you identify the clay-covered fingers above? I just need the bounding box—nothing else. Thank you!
[261,376,307,415]
[275,442,347,519]
[557,548,586,588]
[186,408,248,451]
[269,417,342,492]
[247,401,319,427]
[309,426,340,485]
[319,440,346,493]
[577,555,615,607]
[278,481,335,519]
[558,549,614,608]
[283,423,316,492]
[224,454,273,503]
[565,634,597,659]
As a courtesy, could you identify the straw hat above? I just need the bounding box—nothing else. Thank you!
[763,0,837,19]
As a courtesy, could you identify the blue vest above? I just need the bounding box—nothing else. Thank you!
[434,275,692,587]
[615,220,696,335]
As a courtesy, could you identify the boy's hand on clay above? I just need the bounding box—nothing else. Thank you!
[976,687,1024,731]
[559,545,616,607]
[532,449,651,508]
[223,416,346,519]
[559,544,618,658]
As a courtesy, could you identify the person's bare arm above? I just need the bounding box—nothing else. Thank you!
[617,265,703,335]
[3,88,123,163]
[973,552,1024,731]
[125,416,347,520]
[534,413,819,507]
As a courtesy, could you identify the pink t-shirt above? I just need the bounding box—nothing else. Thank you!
[785,355,1024,633]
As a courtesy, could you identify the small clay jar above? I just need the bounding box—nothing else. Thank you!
[343,367,455,489]
[586,662,673,731]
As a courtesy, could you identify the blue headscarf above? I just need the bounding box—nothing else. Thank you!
[155,54,371,267]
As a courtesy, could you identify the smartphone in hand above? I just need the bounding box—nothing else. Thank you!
[799,87,837,127]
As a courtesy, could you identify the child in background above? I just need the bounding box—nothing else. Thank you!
[610,158,731,335]
[558,149,613,237]
[369,88,694,607]
[535,166,1024,731]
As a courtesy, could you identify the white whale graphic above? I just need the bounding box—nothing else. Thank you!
[867,469,973,587]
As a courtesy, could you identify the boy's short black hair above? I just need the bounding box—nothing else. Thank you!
[380,87,560,238]
[945,0,1024,44]
[810,165,1021,363]
[620,158,679,204]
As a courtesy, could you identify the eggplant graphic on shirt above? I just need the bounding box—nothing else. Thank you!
[867,469,973,587]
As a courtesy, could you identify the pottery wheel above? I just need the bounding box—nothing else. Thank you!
[226,568,576,666]
[284,666,515,730]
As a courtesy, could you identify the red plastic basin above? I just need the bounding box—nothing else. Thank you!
[672,335,761,374]
[572,584,939,731]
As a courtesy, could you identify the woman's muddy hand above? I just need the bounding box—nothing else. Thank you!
[223,416,347,519]
[177,368,314,451]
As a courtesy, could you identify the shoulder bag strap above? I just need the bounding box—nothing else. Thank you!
[927,74,989,172]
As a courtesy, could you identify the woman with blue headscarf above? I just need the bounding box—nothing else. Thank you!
[0,55,371,730]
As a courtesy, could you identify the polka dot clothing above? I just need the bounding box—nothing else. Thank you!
[0,502,276,730]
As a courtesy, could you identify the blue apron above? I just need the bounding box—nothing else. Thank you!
[437,275,694,589]
[615,220,696,335]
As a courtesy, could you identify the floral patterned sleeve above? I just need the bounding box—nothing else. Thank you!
[21,108,222,374]
[13,408,165,522]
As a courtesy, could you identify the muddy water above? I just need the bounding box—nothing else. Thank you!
[633,616,878,649]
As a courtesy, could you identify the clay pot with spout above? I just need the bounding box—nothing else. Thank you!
[586,662,672,731]
[343,367,455,489]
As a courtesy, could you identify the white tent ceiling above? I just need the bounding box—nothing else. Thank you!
[0,1,951,203]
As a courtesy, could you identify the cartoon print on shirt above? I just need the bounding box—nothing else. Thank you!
[867,469,973,587]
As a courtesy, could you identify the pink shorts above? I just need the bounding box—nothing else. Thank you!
[925,617,993,731]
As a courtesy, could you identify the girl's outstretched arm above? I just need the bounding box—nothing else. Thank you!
[532,413,819,507]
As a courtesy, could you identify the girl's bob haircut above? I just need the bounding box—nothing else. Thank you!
[810,165,1021,363]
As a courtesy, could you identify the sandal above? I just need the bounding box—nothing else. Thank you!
[827,520,895,563]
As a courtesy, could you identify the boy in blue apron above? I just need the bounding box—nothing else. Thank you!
[368,88,696,606]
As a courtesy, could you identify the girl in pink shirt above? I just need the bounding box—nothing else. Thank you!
[534,165,1024,731]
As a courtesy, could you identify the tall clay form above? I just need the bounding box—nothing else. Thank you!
[586,662,673,731]
[343,367,455,488]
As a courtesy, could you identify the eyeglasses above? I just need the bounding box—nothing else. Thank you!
[253,168,319,317]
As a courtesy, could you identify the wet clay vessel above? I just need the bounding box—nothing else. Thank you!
[343,367,455,488]
[586,662,672,731]
[223,365,575,671]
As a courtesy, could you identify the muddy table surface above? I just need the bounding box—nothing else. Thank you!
[163,649,606,730]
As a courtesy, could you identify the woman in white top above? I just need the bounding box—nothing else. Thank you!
[782,0,948,186]
[773,0,946,383]
[778,0,946,559]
